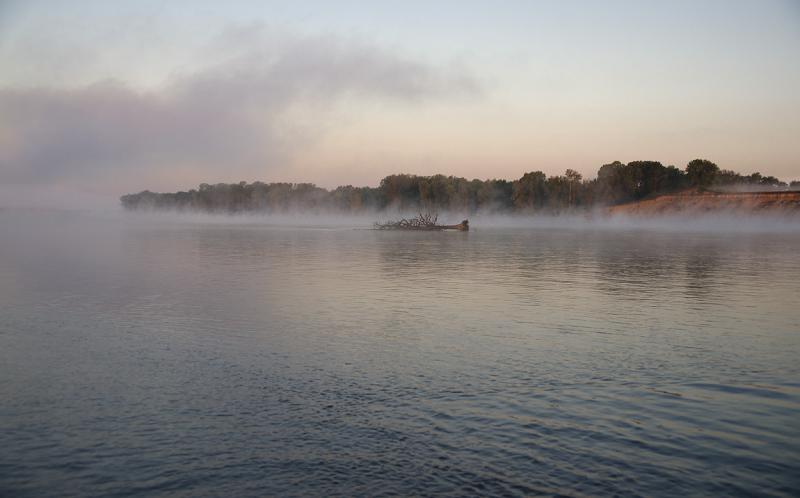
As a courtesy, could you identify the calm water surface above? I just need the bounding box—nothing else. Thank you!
[1,211,799,497]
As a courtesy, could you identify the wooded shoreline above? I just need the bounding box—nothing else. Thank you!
[121,159,799,214]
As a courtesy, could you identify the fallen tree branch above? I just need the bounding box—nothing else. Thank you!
[374,212,469,231]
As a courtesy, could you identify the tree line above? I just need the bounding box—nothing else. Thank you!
[120,159,799,213]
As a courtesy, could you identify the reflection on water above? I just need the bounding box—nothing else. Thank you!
[1,212,799,497]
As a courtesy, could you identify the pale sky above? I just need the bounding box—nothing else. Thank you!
[1,0,799,204]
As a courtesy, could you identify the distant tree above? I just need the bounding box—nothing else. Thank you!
[663,165,686,192]
[714,169,741,186]
[686,159,719,189]
[545,174,570,211]
[379,174,420,209]
[712,169,786,190]
[565,169,583,207]
[757,175,786,188]
[512,171,548,210]
[595,161,627,204]
[477,179,513,211]
[630,161,665,198]
[418,174,453,209]
[466,178,484,212]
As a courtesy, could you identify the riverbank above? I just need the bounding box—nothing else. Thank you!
[608,190,800,216]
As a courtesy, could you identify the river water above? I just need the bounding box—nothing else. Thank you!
[1,211,799,497]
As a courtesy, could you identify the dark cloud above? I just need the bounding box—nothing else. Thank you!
[0,30,479,189]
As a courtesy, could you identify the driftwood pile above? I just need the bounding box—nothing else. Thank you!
[374,212,469,231]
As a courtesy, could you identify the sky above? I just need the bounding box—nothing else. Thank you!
[1,0,799,206]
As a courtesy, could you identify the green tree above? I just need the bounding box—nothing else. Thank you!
[512,171,547,210]
[686,159,719,189]
[595,161,628,204]
[565,169,583,207]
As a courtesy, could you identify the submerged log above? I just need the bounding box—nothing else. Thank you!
[374,213,469,231]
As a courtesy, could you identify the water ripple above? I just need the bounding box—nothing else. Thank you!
[1,215,799,496]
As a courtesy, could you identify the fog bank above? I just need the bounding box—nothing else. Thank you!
[3,206,799,235]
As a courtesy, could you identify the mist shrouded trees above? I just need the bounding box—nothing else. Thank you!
[120,159,794,213]
[512,171,547,210]
[686,159,720,189]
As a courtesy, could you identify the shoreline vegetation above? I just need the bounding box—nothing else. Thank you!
[120,159,800,215]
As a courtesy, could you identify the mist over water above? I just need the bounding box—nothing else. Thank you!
[132,209,800,238]
[1,210,799,496]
